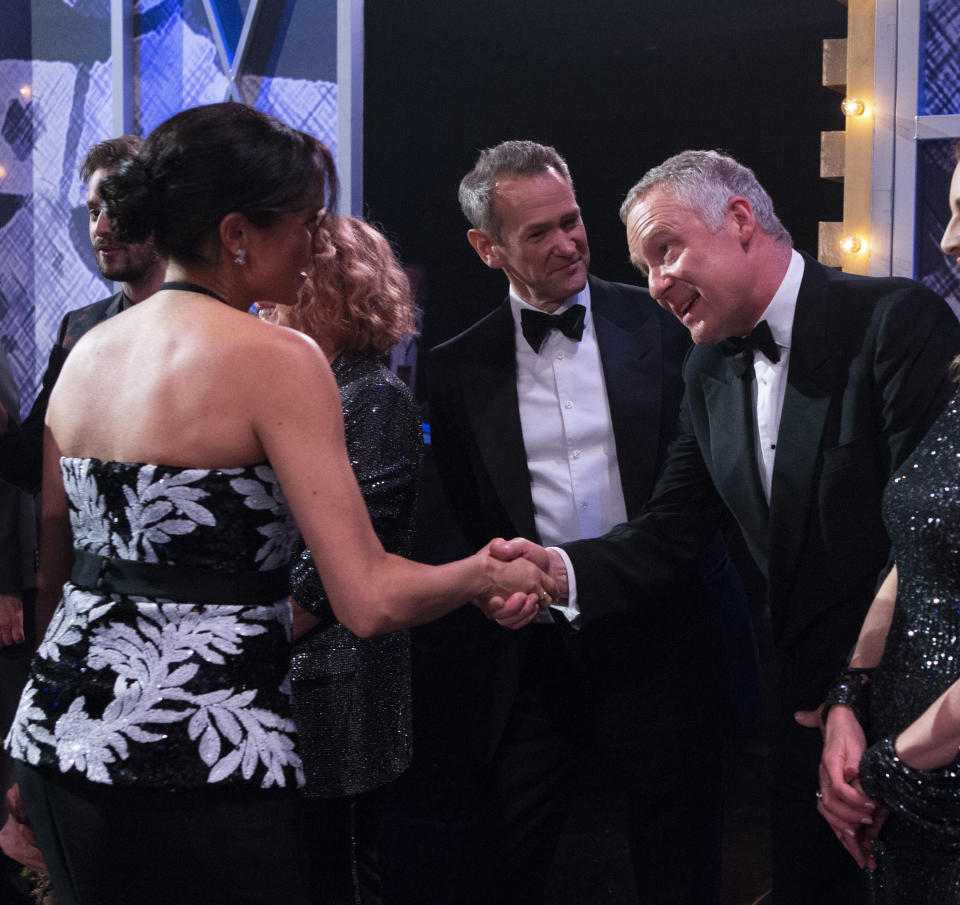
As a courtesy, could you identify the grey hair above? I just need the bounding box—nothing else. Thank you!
[458,140,574,241]
[619,150,791,245]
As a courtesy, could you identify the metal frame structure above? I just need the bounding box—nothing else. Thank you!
[108,0,363,214]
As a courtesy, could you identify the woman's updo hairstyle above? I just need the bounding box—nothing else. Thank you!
[99,102,336,265]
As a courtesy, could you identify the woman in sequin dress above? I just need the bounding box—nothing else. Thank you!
[3,104,552,905]
[257,216,420,905]
[816,142,960,902]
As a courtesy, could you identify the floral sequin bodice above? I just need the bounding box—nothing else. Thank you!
[7,458,303,790]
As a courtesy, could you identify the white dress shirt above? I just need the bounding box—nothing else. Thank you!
[751,249,804,501]
[510,281,626,624]
[552,250,807,619]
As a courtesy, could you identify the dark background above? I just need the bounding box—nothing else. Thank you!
[363,0,848,384]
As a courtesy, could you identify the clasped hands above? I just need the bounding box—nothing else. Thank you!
[474,537,568,629]
[797,705,885,870]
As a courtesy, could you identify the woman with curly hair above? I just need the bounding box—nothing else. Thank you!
[258,216,419,905]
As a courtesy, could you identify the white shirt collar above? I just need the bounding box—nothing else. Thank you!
[754,249,804,350]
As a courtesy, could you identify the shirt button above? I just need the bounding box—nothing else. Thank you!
[556,352,564,360]
[564,400,573,409]
[572,449,581,459]
[581,501,588,509]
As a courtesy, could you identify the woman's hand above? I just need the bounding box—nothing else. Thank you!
[0,784,47,874]
[290,598,320,640]
[473,539,557,629]
[817,705,883,868]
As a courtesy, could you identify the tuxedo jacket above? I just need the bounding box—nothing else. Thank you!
[429,274,731,760]
[564,254,960,704]
[0,292,128,495]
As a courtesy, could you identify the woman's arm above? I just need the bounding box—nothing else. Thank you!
[816,566,897,867]
[893,677,960,770]
[35,425,74,639]
[255,333,552,637]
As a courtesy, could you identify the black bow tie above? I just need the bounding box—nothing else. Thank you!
[719,320,781,378]
[520,304,586,353]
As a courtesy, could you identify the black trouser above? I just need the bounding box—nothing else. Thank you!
[16,763,313,905]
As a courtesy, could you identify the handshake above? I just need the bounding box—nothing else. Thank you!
[473,537,570,629]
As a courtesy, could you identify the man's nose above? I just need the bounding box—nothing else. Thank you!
[942,217,959,256]
[648,268,672,300]
[95,212,113,236]
[555,231,578,256]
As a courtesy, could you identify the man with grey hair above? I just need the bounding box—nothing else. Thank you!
[498,149,960,904]
[428,141,747,904]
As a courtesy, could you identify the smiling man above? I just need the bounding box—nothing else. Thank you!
[501,149,960,905]
[0,136,165,494]
[424,141,744,905]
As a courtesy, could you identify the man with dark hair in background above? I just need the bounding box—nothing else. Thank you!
[0,135,165,494]
[426,140,749,905]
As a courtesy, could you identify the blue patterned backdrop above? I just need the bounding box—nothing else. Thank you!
[0,0,338,416]
[917,0,960,311]
[921,0,960,116]
[917,140,960,314]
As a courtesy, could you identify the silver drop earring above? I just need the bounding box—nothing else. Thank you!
[234,248,246,265]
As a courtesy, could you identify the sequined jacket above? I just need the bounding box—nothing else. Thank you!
[289,351,422,797]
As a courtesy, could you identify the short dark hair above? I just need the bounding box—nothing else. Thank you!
[79,135,144,183]
[458,140,574,241]
[99,103,337,267]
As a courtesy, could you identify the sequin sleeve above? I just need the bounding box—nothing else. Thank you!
[860,735,960,838]
[290,353,422,618]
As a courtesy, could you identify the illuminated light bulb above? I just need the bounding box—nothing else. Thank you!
[839,236,867,255]
[841,97,868,117]
[18,85,31,101]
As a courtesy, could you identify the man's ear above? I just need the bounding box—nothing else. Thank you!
[219,211,248,260]
[728,196,756,245]
[467,228,504,270]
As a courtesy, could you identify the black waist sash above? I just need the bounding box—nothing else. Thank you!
[70,549,290,605]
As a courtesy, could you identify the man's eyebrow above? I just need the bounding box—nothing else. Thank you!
[522,207,580,235]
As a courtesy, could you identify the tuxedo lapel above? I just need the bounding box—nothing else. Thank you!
[702,357,771,572]
[591,280,664,512]
[459,301,539,541]
[767,259,837,598]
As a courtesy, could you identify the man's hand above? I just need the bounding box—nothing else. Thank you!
[0,592,24,646]
[0,398,8,436]
[814,705,882,869]
[488,537,569,600]
[472,538,558,630]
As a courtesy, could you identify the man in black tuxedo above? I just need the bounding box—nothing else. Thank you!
[500,150,960,905]
[427,141,747,905]
[0,136,164,494]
